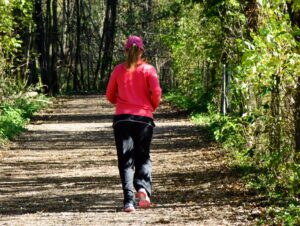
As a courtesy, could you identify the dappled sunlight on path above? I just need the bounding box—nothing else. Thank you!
[0,95,260,225]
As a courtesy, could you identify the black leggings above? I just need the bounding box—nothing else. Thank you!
[113,116,154,205]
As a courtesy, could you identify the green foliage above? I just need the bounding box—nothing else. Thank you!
[192,110,247,153]
[165,91,197,112]
[231,2,300,204]
[0,90,49,145]
[161,0,300,223]
[0,0,31,59]
[159,0,246,112]
[191,104,300,224]
[0,0,45,146]
[14,93,49,119]
[0,104,26,140]
[0,0,48,147]
[165,89,213,112]
[259,204,300,226]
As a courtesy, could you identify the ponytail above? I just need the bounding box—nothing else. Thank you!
[125,44,140,69]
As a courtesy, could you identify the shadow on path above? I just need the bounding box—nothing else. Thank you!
[0,95,258,225]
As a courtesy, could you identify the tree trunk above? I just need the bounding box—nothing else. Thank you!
[27,57,39,86]
[61,0,67,59]
[270,75,281,153]
[26,22,39,86]
[33,0,48,91]
[243,0,260,34]
[286,1,300,151]
[99,0,118,92]
[45,0,53,93]
[74,0,81,92]
[93,35,104,90]
[51,0,59,94]
[127,0,134,32]
[93,1,105,90]
[80,54,85,91]
[65,0,73,93]
[142,0,152,30]
[296,75,300,152]
[23,23,32,85]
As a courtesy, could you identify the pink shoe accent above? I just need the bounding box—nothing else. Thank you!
[137,189,151,208]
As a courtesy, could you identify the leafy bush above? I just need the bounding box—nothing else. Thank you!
[0,104,26,140]
[192,105,247,151]
[0,93,49,145]
[259,204,300,226]
[165,91,198,112]
[165,90,214,112]
[14,94,49,118]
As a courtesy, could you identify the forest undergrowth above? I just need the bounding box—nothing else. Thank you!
[166,91,300,226]
[0,78,49,147]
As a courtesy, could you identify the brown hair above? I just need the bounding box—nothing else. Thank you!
[125,44,141,69]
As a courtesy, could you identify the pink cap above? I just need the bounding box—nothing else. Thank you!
[125,35,144,50]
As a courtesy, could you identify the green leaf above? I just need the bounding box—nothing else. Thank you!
[259,27,270,36]
[292,29,300,36]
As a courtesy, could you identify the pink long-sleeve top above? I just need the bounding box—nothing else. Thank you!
[106,62,162,119]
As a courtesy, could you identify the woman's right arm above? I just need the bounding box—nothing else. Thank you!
[106,70,118,104]
[147,66,162,110]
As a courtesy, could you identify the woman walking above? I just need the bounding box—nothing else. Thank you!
[106,35,162,212]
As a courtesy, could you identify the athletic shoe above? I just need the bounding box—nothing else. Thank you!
[124,203,135,212]
[137,188,151,208]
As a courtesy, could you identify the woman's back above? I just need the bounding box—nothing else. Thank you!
[106,62,161,118]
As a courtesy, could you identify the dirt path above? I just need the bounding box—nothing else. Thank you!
[0,95,260,226]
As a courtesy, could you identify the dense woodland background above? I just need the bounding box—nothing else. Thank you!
[0,0,300,224]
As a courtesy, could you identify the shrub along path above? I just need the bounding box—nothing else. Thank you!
[0,95,262,225]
